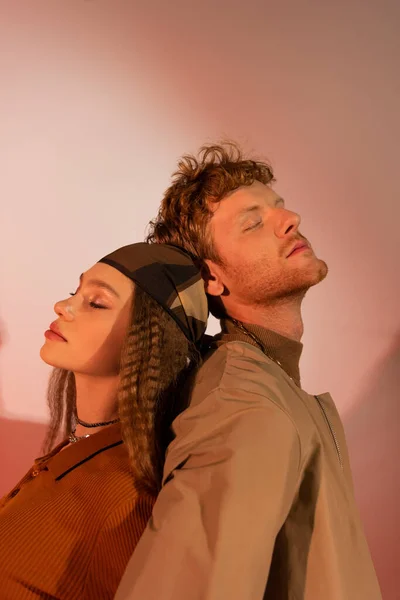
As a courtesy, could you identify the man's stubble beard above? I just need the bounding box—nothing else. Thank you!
[226,256,328,307]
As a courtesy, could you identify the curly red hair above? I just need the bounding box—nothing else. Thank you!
[147,141,275,264]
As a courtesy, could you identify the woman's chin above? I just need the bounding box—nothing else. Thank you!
[40,344,64,369]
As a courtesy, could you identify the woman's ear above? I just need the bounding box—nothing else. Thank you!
[203,260,225,297]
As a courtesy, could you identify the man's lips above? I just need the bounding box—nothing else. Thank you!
[286,241,310,258]
[45,322,67,342]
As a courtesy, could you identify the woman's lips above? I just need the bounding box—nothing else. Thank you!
[44,329,67,342]
[45,323,67,342]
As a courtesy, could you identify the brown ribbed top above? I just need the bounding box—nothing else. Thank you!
[214,319,303,387]
[0,424,155,599]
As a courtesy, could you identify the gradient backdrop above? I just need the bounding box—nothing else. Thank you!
[0,1,399,597]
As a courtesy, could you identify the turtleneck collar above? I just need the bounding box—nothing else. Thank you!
[213,318,303,387]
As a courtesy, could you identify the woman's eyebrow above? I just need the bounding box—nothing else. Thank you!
[79,274,120,298]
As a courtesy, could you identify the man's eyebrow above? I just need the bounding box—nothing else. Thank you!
[236,205,262,221]
[79,273,120,298]
[236,197,285,221]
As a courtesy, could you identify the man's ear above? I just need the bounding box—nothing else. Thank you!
[203,259,225,297]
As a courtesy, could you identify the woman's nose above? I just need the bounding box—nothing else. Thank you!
[54,298,74,320]
[274,208,301,238]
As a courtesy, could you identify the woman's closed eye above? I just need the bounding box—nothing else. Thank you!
[69,292,107,309]
[89,300,107,309]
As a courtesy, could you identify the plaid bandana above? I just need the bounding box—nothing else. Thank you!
[99,243,208,344]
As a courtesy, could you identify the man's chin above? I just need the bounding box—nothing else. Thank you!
[315,259,329,283]
[283,260,328,298]
[303,260,328,291]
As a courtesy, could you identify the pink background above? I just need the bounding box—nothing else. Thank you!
[0,1,399,597]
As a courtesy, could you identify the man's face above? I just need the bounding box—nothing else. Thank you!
[205,182,328,307]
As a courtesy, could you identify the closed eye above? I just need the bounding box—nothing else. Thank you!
[244,220,263,232]
[89,301,107,309]
[70,292,106,309]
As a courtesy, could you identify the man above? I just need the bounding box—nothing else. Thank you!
[116,143,381,599]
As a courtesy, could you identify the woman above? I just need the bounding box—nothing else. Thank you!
[0,242,208,599]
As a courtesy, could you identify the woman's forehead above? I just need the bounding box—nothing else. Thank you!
[81,262,134,297]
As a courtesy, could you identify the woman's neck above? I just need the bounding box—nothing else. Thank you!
[73,373,119,438]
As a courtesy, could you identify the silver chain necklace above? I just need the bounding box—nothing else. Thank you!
[68,430,90,444]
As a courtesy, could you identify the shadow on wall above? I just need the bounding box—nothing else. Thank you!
[344,333,400,600]
[0,417,48,497]
[0,319,48,497]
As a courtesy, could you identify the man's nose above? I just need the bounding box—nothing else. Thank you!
[274,208,301,238]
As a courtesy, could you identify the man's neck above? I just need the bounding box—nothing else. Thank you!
[73,374,119,437]
[225,297,304,342]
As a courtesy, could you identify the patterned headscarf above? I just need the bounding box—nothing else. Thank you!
[99,243,208,344]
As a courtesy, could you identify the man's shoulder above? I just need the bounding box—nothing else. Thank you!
[166,340,302,472]
[200,338,272,376]
[193,339,287,404]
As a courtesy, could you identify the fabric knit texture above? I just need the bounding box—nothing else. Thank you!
[0,424,155,599]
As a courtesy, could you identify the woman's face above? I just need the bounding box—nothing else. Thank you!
[40,263,134,376]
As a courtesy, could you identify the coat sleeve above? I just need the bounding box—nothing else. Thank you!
[115,388,301,600]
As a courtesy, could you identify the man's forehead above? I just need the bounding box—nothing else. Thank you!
[212,182,283,216]
[232,181,281,201]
